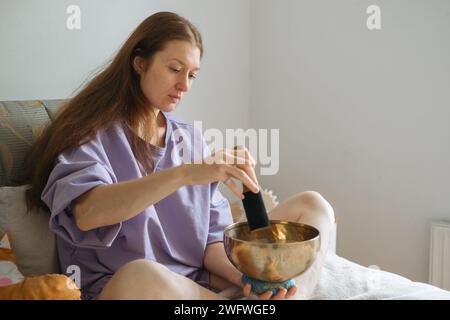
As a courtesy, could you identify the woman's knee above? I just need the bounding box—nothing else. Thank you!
[118,259,168,275]
[295,191,335,224]
[99,259,172,299]
[117,259,174,286]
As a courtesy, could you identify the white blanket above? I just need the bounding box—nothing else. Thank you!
[219,251,450,300]
[310,252,450,300]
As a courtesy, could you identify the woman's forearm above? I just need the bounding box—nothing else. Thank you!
[73,165,186,231]
[203,242,243,288]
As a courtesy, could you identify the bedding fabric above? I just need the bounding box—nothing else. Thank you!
[218,251,450,300]
[309,251,450,300]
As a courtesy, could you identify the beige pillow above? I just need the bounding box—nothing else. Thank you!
[0,185,59,276]
[0,203,6,235]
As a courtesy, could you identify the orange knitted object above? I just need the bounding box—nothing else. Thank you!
[0,233,80,300]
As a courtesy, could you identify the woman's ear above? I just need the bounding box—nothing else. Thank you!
[133,56,146,75]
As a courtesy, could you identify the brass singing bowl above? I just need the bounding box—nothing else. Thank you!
[224,220,321,282]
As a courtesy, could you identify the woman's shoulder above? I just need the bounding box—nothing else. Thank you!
[61,121,131,160]
[165,112,191,129]
[86,120,130,145]
[164,112,202,137]
[87,116,203,149]
[60,121,125,155]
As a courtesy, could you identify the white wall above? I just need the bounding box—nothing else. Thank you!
[250,0,450,282]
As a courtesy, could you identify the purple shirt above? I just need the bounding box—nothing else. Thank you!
[41,112,233,300]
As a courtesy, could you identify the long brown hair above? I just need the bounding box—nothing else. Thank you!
[24,11,204,213]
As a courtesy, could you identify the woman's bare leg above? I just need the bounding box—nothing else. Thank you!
[266,191,335,300]
[97,259,228,300]
[209,273,236,292]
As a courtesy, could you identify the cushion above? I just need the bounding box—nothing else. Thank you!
[0,185,59,276]
[0,233,80,300]
[0,206,6,234]
[0,232,24,286]
[0,100,52,186]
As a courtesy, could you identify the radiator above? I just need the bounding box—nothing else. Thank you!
[429,221,450,290]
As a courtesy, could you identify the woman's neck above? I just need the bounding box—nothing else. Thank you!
[130,110,167,148]
[149,111,167,148]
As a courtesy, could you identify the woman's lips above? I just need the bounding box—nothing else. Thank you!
[169,95,180,102]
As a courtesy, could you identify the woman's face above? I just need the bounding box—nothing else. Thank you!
[134,40,201,113]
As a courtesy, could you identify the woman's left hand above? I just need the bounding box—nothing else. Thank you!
[205,146,259,196]
[241,274,298,300]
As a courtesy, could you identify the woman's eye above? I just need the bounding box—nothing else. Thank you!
[170,67,196,80]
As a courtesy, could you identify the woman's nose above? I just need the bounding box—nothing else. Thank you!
[176,75,190,92]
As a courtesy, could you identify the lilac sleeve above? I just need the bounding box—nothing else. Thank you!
[41,136,122,249]
[207,182,233,245]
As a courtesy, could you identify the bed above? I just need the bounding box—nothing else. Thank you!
[218,250,450,300]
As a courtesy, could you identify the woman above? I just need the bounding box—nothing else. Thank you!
[25,12,335,300]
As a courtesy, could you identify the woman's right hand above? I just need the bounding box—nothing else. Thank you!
[182,147,260,199]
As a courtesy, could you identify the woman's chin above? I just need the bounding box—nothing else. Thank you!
[160,104,177,113]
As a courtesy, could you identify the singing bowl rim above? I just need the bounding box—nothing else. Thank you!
[223,219,320,246]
